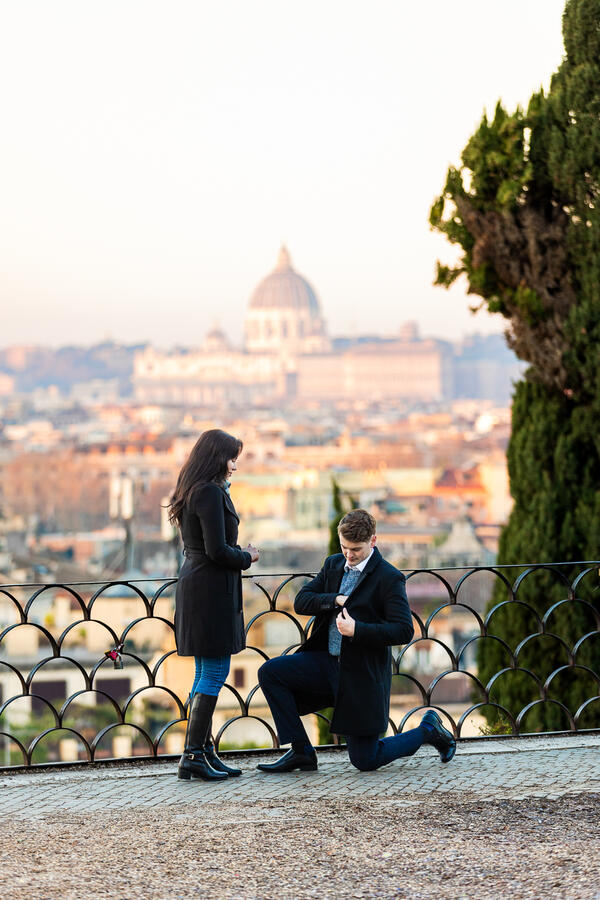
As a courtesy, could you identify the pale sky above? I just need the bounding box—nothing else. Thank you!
[0,0,566,349]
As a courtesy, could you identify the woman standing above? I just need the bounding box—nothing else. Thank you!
[169,429,259,781]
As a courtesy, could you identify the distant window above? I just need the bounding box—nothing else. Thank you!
[31,679,67,714]
[96,678,131,703]
[232,668,245,688]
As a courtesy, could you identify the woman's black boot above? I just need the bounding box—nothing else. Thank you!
[203,727,242,777]
[177,693,227,781]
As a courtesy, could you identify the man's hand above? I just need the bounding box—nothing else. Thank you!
[336,606,355,637]
[335,594,348,607]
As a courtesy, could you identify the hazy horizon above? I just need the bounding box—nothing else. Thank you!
[0,323,515,354]
[1,1,566,347]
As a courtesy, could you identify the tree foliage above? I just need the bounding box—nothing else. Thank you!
[430,0,600,731]
[327,478,358,556]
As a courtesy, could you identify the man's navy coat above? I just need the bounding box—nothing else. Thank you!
[293,547,414,736]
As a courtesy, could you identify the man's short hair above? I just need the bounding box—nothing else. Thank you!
[337,509,376,543]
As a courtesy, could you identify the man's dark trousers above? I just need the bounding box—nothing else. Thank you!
[258,651,426,771]
[258,651,339,745]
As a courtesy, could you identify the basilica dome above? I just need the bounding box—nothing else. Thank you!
[249,246,321,315]
[245,246,329,355]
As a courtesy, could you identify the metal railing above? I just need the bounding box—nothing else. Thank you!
[0,561,599,768]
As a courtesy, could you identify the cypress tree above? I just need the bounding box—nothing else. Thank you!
[430,0,600,731]
[328,478,346,555]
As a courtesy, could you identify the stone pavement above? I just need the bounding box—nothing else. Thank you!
[1,732,599,818]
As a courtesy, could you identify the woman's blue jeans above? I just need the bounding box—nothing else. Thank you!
[191,655,231,698]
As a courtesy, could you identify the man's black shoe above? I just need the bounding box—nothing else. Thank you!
[257,748,318,773]
[420,710,456,763]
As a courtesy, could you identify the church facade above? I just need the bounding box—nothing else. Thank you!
[132,247,452,406]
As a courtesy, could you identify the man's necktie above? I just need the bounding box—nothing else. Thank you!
[328,566,362,656]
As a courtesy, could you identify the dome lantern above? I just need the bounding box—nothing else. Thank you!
[276,244,291,270]
[245,247,329,355]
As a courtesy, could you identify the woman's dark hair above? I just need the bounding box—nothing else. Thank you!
[168,429,243,527]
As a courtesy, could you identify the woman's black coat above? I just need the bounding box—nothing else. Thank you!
[293,548,414,736]
[175,482,251,657]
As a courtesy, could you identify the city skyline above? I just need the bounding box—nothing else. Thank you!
[1,1,566,347]
[0,243,525,352]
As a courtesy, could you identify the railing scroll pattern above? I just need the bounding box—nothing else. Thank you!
[0,561,598,768]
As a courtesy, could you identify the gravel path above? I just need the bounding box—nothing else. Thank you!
[1,794,599,899]
[2,735,599,899]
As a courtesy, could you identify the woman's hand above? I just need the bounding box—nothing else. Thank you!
[335,594,348,607]
[336,607,355,637]
[245,543,260,563]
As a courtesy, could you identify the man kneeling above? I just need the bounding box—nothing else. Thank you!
[257,509,456,773]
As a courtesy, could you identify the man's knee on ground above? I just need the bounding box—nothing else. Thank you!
[347,749,379,772]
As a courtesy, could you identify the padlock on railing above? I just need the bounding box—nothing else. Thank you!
[104,641,124,669]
